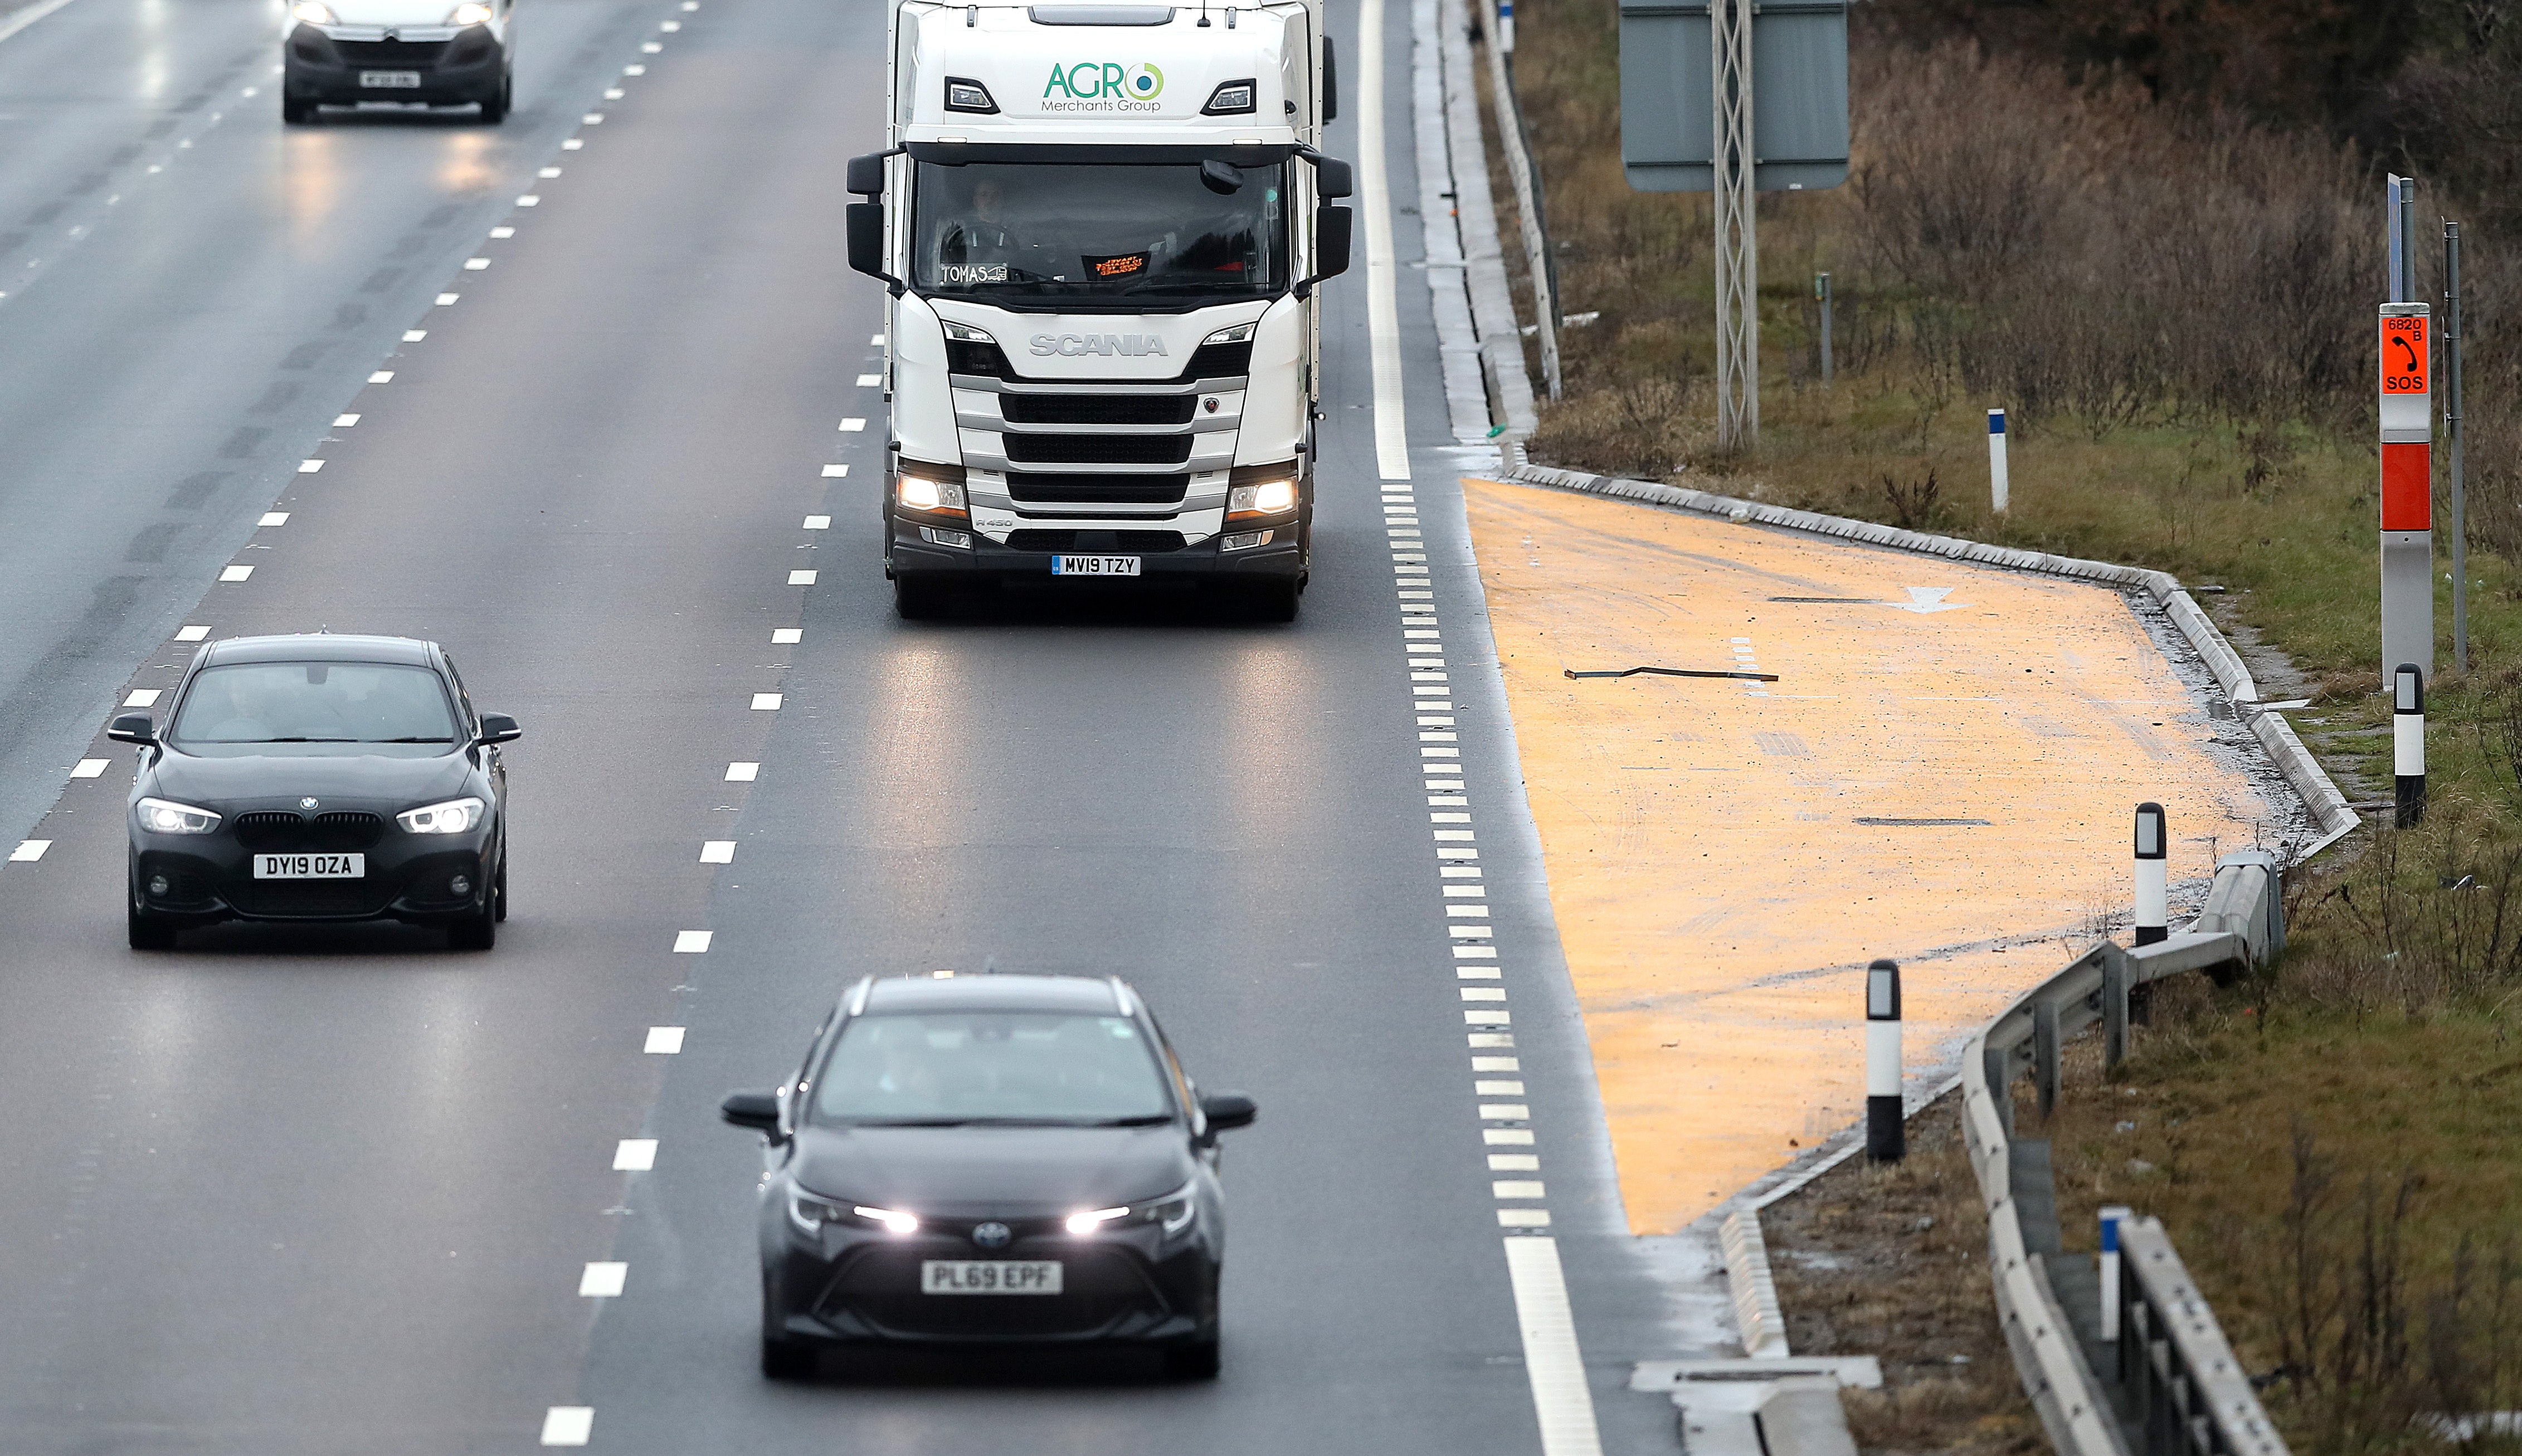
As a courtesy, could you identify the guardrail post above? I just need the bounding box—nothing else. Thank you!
[2134,802,2168,946]
[2395,663,2426,828]
[2100,1205,2129,1342]
[1988,408,2010,513]
[1984,1044,2014,1136]
[1866,958,1904,1162]
[2103,943,2132,1069]
[2033,997,2061,1119]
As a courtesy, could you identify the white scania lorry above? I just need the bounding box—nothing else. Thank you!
[848,0,1352,620]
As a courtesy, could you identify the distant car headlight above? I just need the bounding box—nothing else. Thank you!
[290,1,338,23]
[850,1204,921,1234]
[397,797,484,834]
[1227,478,1298,520]
[135,797,221,835]
[1063,1206,1129,1235]
[447,0,494,21]
[1069,1182,1196,1236]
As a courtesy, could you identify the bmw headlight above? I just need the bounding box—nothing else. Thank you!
[290,1,338,23]
[447,0,494,21]
[397,797,484,835]
[135,797,221,835]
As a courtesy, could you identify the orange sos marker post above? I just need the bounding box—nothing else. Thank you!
[2379,303,2433,685]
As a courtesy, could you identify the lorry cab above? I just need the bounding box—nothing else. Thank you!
[851,0,1351,620]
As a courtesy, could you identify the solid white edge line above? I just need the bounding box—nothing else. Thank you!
[0,0,82,46]
[1357,0,1411,481]
[1502,1237,1606,1456]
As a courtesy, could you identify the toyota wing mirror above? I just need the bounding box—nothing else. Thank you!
[1199,1090,1257,1135]
[721,1090,783,1136]
[477,712,522,745]
[106,714,156,746]
[1293,207,1352,299]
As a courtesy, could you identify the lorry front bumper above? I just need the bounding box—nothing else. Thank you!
[890,522,1302,581]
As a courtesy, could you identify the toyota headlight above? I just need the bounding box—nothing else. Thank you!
[851,1203,921,1234]
[447,0,494,22]
[397,797,484,835]
[1142,1181,1198,1235]
[135,797,221,835]
[1227,478,1298,520]
[290,1,338,23]
[785,1189,849,1233]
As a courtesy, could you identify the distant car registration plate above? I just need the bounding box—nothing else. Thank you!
[1050,555,1140,577]
[360,70,423,88]
[921,1260,1063,1295]
[254,853,364,879]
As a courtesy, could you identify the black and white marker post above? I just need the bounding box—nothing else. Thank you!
[1865,958,1903,1162]
[2396,663,2426,828]
[2133,802,2168,947]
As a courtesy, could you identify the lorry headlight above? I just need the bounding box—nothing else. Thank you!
[1201,323,1255,346]
[895,464,969,521]
[943,76,997,114]
[446,1,493,23]
[1227,479,1297,520]
[940,320,996,343]
[290,0,338,23]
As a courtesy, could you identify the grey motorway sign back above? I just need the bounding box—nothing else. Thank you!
[1619,0,1848,192]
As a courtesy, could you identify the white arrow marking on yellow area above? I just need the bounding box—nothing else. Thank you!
[1893,587,1967,613]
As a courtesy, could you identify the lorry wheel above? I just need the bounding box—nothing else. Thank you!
[1247,578,1299,624]
[894,574,948,619]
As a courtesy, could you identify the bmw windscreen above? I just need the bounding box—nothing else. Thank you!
[168,663,458,753]
[809,1011,1176,1127]
[912,161,1287,305]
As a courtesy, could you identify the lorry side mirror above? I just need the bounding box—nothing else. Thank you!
[846,153,888,198]
[1313,206,1352,281]
[846,202,895,287]
[1310,154,1352,199]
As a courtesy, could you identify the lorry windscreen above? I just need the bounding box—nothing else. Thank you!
[912,160,1288,301]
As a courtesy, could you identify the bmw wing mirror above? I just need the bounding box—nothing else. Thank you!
[1199,1090,1257,1135]
[106,713,156,746]
[477,712,522,745]
[720,1090,783,1136]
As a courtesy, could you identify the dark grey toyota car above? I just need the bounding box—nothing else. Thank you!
[722,972,1255,1380]
[108,634,518,950]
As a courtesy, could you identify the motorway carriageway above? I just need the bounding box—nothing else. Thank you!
[0,0,1672,1451]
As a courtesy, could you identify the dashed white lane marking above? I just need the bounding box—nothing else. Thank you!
[1494,1181,1546,1199]
[871,333,887,345]
[582,112,605,124]
[334,412,361,426]
[71,758,108,778]
[644,1026,686,1054]
[1491,1153,1541,1170]
[672,930,712,953]
[580,1262,627,1297]
[771,628,802,644]
[1505,1238,1601,1451]
[624,62,646,74]
[517,194,541,206]
[490,226,515,238]
[612,1140,656,1171]
[563,138,585,149]
[726,762,759,781]
[464,257,490,270]
[8,840,49,861]
[1476,1079,1525,1094]
[855,374,882,387]
[368,370,393,383]
[803,515,831,529]
[838,418,866,431]
[700,841,734,864]
[539,1407,593,1446]
[787,569,817,585]
[296,459,324,473]
[176,625,209,641]
[539,165,562,178]
[640,39,661,50]
[259,512,289,527]
[436,293,461,305]
[821,464,849,478]
[403,329,427,342]
[603,87,625,99]
[659,18,679,28]
[749,693,782,710]
[218,565,252,582]
[1499,1208,1552,1229]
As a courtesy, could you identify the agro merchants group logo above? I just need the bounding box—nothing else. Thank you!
[1041,61,1165,112]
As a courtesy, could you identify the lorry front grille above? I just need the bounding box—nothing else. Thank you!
[1006,529,1187,553]
[1005,473,1187,504]
[999,393,1199,426]
[1003,433,1191,465]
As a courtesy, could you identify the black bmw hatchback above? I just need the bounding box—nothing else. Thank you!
[722,972,1255,1380]
[109,634,519,950]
